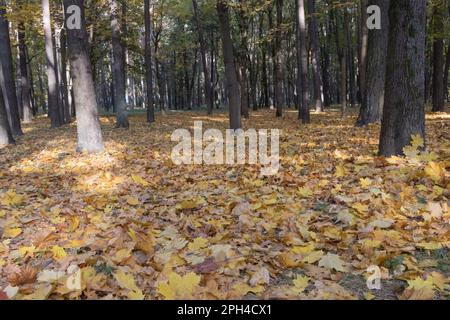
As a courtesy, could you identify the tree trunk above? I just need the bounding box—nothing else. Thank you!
[144,0,155,123]
[237,2,250,118]
[0,87,14,145]
[18,22,33,124]
[296,0,310,123]
[274,0,284,117]
[110,0,129,128]
[431,2,446,112]
[0,0,23,135]
[444,41,450,102]
[60,28,71,123]
[359,0,369,105]
[42,0,62,128]
[307,0,323,113]
[217,0,241,130]
[192,0,214,115]
[64,0,104,153]
[357,0,390,126]
[379,0,426,156]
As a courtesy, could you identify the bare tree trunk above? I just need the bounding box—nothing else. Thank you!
[42,0,62,128]
[307,0,323,113]
[110,0,129,128]
[296,0,310,123]
[64,0,104,153]
[0,87,14,145]
[18,22,33,124]
[274,0,284,117]
[192,0,214,115]
[431,1,446,112]
[144,0,155,123]
[359,0,369,105]
[379,0,426,156]
[0,0,23,135]
[357,0,390,126]
[444,41,450,102]
[60,28,71,123]
[217,0,241,130]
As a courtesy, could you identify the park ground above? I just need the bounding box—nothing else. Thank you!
[0,108,449,300]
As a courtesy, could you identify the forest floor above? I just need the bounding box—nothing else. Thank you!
[0,108,449,300]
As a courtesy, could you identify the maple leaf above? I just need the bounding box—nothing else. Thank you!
[188,237,208,251]
[297,187,313,198]
[157,272,201,300]
[3,227,22,239]
[291,275,310,294]
[424,162,445,182]
[114,269,145,299]
[113,249,132,263]
[131,174,150,187]
[0,190,24,207]
[51,246,67,260]
[318,253,349,272]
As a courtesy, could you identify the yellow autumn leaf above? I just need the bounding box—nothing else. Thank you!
[359,178,372,188]
[131,174,149,187]
[19,245,36,257]
[176,199,201,210]
[292,275,310,294]
[3,227,22,238]
[297,187,313,198]
[125,196,140,206]
[318,253,348,272]
[127,289,145,300]
[411,134,425,149]
[114,248,132,263]
[188,237,208,251]
[352,203,369,215]
[0,190,24,206]
[416,242,442,250]
[114,269,140,292]
[335,166,346,178]
[424,162,445,182]
[51,245,67,260]
[232,283,265,296]
[157,272,201,300]
[67,216,80,232]
[302,250,324,264]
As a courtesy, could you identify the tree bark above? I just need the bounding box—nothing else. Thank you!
[357,0,390,126]
[42,0,62,128]
[274,0,284,117]
[60,28,71,123]
[379,0,426,156]
[217,0,241,130]
[144,0,155,123]
[0,87,14,145]
[64,0,104,153]
[359,0,369,105]
[431,2,446,112]
[444,41,450,102]
[110,0,129,128]
[18,22,33,124]
[307,0,323,113]
[0,0,23,135]
[192,0,214,115]
[296,0,310,123]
